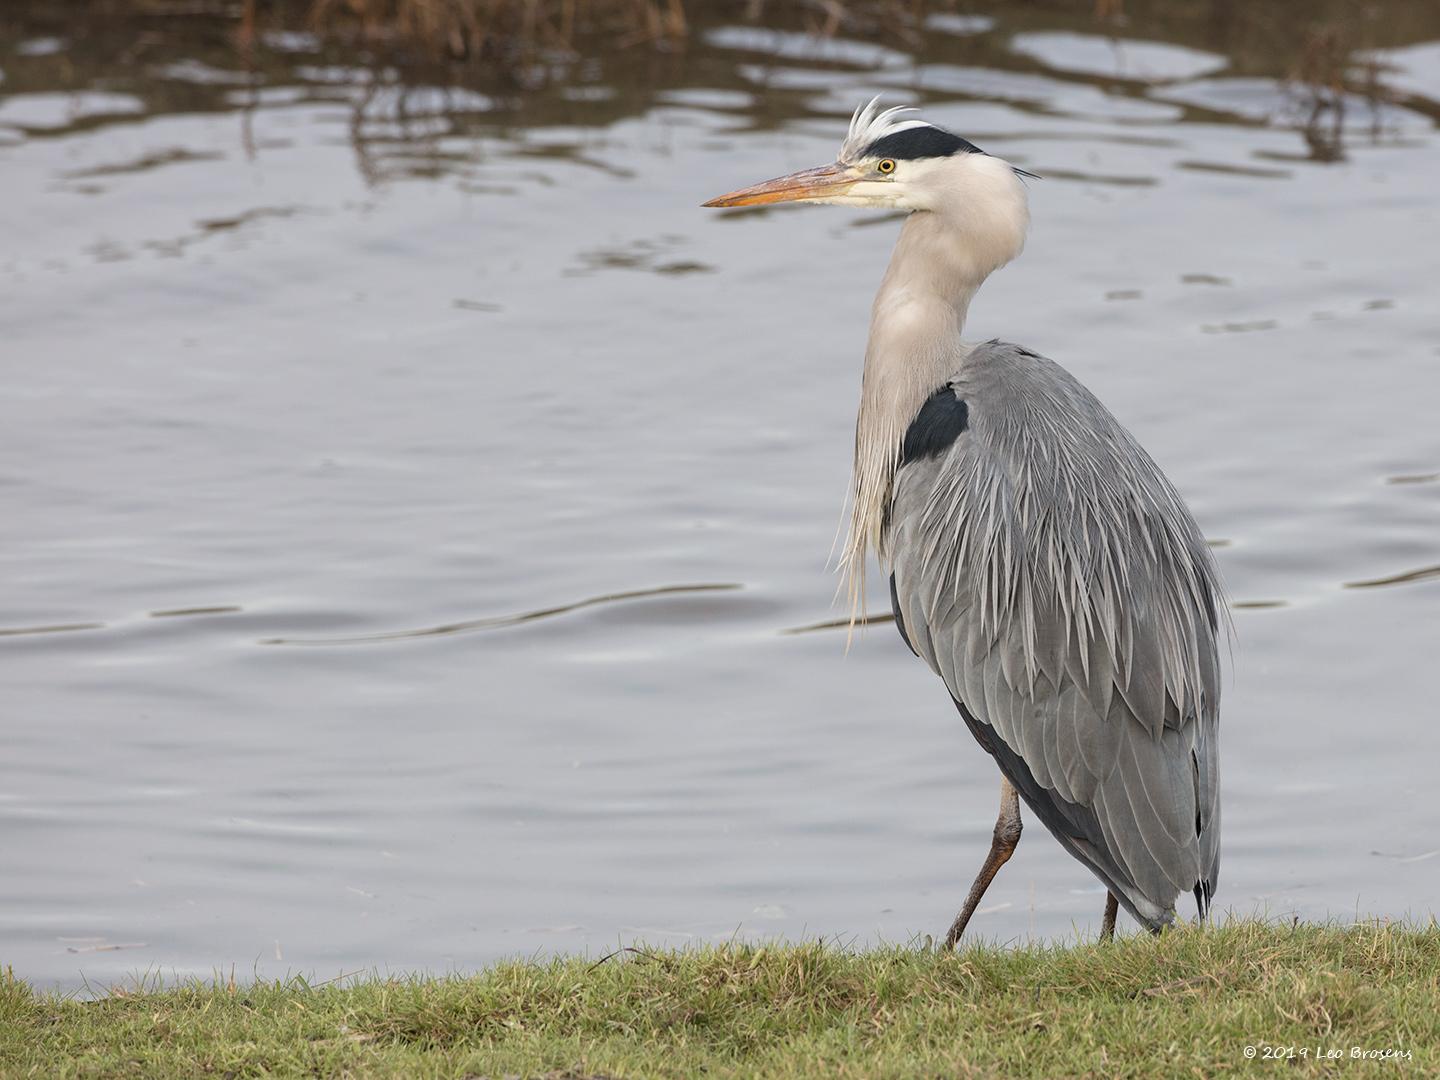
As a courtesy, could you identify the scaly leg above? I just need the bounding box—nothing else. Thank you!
[1100,891,1119,941]
[944,777,1021,949]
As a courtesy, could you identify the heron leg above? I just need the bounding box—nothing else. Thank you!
[1100,891,1119,941]
[944,777,1021,949]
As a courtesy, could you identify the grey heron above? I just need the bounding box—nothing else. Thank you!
[704,99,1224,943]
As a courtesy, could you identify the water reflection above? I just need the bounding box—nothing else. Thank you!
[781,613,895,635]
[0,622,106,638]
[1345,565,1440,590]
[3,1,1436,184]
[1386,473,1439,485]
[261,583,743,645]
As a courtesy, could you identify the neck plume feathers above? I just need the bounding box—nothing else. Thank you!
[839,197,1026,624]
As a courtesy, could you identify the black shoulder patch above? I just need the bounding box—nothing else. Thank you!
[865,125,983,161]
[900,387,968,465]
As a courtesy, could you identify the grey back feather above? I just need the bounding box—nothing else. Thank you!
[888,341,1225,926]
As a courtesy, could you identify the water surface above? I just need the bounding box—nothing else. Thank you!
[3,3,1439,990]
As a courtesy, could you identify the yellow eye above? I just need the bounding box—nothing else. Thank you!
[877,159,896,174]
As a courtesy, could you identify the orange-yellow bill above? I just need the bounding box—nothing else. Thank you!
[703,162,858,208]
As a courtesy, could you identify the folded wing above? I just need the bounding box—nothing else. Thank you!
[887,342,1223,928]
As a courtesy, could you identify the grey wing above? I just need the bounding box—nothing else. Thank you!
[887,344,1222,928]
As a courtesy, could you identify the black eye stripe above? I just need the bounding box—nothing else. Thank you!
[865,125,984,161]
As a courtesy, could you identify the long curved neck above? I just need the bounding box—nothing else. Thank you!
[842,210,992,608]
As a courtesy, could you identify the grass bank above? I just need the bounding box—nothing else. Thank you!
[3,922,1436,1077]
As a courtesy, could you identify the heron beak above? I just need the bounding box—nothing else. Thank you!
[703,162,861,208]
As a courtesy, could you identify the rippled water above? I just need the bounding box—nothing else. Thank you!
[3,4,1439,991]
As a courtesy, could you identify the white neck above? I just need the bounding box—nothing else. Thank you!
[841,210,997,612]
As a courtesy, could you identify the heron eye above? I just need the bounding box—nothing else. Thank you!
[877,159,896,174]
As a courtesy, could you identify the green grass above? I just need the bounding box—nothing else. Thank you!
[3,921,1436,1078]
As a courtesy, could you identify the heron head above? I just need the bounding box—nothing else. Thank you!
[704,98,1032,266]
